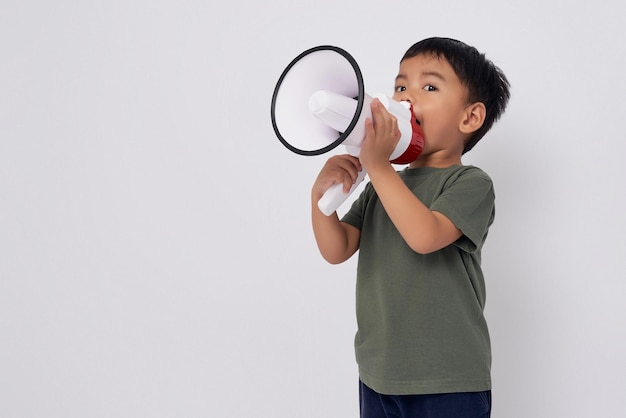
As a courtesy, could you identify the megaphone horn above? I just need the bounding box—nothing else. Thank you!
[271,45,424,216]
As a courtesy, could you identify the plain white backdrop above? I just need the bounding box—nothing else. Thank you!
[1,0,625,416]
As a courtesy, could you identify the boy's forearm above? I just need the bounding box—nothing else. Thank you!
[311,196,358,264]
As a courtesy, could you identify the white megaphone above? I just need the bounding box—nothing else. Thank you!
[271,45,424,216]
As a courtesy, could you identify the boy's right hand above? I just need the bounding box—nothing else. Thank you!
[312,154,362,200]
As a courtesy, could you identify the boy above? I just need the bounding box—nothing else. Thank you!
[310,38,510,417]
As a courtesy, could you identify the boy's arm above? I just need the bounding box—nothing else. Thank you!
[311,155,361,264]
[311,204,360,264]
[366,165,461,254]
[360,100,462,254]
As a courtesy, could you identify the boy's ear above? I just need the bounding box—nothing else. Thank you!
[459,102,486,134]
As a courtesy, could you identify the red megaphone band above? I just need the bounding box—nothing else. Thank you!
[390,104,424,164]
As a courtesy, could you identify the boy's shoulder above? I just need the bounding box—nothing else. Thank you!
[441,165,493,189]
[454,164,492,181]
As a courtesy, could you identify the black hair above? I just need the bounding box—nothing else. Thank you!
[402,37,511,154]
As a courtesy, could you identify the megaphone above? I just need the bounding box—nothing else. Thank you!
[271,45,424,216]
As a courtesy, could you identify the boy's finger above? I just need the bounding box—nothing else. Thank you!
[339,160,361,183]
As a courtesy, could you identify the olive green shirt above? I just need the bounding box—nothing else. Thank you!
[342,165,495,395]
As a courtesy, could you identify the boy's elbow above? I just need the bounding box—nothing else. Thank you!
[324,257,345,265]
[405,235,445,255]
[408,242,437,255]
[320,251,351,265]
[403,220,462,255]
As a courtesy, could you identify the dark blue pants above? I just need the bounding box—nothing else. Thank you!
[359,381,491,418]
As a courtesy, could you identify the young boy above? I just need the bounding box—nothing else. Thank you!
[311,38,510,417]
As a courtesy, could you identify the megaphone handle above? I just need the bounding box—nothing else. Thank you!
[317,169,367,216]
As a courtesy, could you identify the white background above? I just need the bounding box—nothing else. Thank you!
[1,0,625,417]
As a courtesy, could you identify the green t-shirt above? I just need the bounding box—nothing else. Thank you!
[341,165,495,395]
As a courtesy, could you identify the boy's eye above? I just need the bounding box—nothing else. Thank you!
[395,86,406,92]
[423,84,437,92]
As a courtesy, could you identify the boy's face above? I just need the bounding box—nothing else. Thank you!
[392,53,471,157]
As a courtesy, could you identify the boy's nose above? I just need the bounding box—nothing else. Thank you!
[393,89,415,105]
[397,92,413,104]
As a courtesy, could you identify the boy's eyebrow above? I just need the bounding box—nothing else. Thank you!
[395,71,447,83]
[421,71,447,81]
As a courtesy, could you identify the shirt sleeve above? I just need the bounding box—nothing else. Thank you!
[430,168,495,253]
[340,181,375,231]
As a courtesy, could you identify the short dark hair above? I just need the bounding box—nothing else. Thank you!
[402,37,511,154]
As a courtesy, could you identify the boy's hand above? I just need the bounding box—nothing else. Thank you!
[312,154,362,200]
[359,98,401,171]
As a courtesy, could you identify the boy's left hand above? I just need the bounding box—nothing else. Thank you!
[359,98,401,171]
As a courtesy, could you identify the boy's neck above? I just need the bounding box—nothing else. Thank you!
[409,153,462,169]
